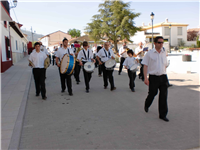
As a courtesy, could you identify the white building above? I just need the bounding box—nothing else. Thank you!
[1,1,28,72]
[131,19,189,47]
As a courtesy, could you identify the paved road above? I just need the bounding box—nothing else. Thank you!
[19,62,199,149]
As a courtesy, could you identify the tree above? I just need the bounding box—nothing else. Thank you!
[85,0,141,53]
[187,30,198,41]
[68,29,81,38]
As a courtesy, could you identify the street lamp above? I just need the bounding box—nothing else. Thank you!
[10,0,18,9]
[150,12,154,48]
[169,24,171,53]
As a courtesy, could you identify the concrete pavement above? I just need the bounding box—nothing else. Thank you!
[19,53,199,149]
[1,51,200,150]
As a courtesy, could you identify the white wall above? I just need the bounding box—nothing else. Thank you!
[130,31,146,44]
[1,21,9,62]
[146,27,162,34]
[40,37,49,47]
[185,41,196,46]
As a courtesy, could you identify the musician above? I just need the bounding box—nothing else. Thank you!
[55,38,74,96]
[142,36,169,122]
[96,42,116,91]
[29,42,47,100]
[123,50,139,92]
[77,41,95,93]
[135,42,144,81]
[73,41,81,84]
[118,42,128,75]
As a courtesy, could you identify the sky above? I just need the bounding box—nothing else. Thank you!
[9,0,199,36]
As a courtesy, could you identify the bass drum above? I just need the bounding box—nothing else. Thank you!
[60,54,75,75]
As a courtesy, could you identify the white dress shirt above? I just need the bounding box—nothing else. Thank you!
[135,46,144,59]
[119,46,128,58]
[29,51,47,68]
[40,46,49,55]
[141,48,168,76]
[55,47,74,61]
[96,48,115,62]
[123,56,137,69]
[77,49,93,62]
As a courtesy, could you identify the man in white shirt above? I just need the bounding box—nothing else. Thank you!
[142,36,169,122]
[135,42,144,81]
[96,42,116,91]
[56,38,74,96]
[29,42,47,100]
[118,42,128,75]
[77,41,95,93]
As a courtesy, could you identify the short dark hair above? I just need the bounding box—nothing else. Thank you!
[127,49,133,55]
[83,41,88,47]
[154,36,164,43]
[97,46,102,52]
[74,41,78,44]
[63,38,68,43]
[34,42,40,47]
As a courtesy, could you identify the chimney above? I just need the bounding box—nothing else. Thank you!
[148,23,151,26]
[142,22,145,26]
[165,18,168,23]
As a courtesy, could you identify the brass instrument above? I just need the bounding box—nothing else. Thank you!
[75,47,81,62]
[125,48,137,57]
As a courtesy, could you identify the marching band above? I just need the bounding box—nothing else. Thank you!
[28,36,170,122]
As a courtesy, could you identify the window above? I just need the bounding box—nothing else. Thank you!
[16,40,18,50]
[164,27,170,36]
[177,27,182,35]
[4,21,7,28]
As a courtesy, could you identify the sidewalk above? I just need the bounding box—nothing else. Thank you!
[1,56,32,150]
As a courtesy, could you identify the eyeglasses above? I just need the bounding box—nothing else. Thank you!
[157,42,164,44]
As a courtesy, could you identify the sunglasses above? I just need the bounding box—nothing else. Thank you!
[157,42,164,44]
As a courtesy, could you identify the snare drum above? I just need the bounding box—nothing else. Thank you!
[84,62,95,73]
[60,54,75,75]
[130,64,139,72]
[105,59,116,70]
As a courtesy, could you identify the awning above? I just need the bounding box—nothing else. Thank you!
[9,22,24,38]
[1,2,12,21]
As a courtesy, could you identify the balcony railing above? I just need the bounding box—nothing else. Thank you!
[0,0,10,15]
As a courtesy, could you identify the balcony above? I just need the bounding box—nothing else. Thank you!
[0,0,10,15]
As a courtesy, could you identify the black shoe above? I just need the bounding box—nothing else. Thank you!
[61,90,65,93]
[104,86,107,89]
[141,78,144,81]
[69,92,73,96]
[86,89,89,93]
[131,88,135,92]
[168,84,173,87]
[144,106,148,113]
[42,96,47,100]
[118,72,121,75]
[36,94,39,96]
[99,74,102,77]
[76,82,79,84]
[111,87,116,91]
[159,117,169,122]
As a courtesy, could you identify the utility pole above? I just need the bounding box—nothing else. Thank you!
[31,26,34,45]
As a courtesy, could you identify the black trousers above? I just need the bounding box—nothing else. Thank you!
[58,68,72,93]
[139,59,144,79]
[119,57,126,73]
[102,63,115,89]
[32,68,46,98]
[74,61,81,82]
[97,58,102,75]
[52,56,55,65]
[93,54,98,68]
[49,55,51,64]
[82,67,92,90]
[128,69,136,89]
[145,74,168,118]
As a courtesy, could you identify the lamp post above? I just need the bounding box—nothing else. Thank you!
[169,24,171,53]
[10,0,17,9]
[150,12,154,48]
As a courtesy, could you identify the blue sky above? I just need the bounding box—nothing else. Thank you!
[9,0,199,36]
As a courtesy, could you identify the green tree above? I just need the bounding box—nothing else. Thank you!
[68,29,81,38]
[85,0,141,53]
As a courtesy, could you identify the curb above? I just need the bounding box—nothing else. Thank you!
[8,71,32,150]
